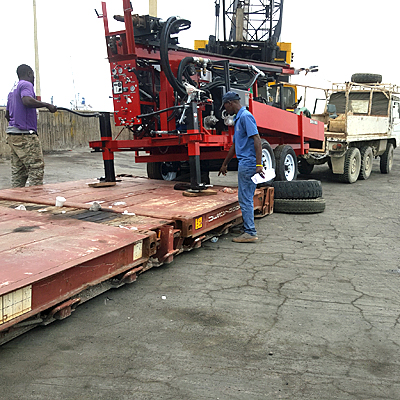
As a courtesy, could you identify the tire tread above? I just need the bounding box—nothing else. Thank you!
[272,180,322,199]
[274,145,298,181]
[359,146,373,180]
[351,73,382,84]
[339,147,361,183]
[274,198,326,214]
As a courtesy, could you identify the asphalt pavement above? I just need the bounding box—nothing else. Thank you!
[0,148,399,400]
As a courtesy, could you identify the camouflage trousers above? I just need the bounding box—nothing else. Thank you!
[6,134,44,187]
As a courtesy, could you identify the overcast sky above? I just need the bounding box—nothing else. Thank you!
[1,0,399,111]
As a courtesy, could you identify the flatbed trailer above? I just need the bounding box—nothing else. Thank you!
[0,177,273,345]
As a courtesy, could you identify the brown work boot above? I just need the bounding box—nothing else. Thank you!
[232,233,258,243]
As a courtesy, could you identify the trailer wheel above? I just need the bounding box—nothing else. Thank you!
[380,143,394,174]
[274,145,298,181]
[272,180,322,199]
[351,73,382,84]
[273,198,326,214]
[261,139,276,171]
[359,146,373,180]
[340,147,361,183]
[147,162,179,180]
[298,158,314,175]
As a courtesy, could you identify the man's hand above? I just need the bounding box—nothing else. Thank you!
[219,144,235,176]
[46,104,57,113]
[256,165,265,178]
[219,164,228,176]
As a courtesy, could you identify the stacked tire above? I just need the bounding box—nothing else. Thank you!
[272,180,325,214]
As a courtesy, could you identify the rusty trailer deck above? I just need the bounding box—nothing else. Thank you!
[0,176,273,238]
[0,177,273,344]
[0,206,156,344]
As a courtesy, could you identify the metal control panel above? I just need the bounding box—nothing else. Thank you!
[110,61,142,126]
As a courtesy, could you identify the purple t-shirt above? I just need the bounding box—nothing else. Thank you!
[6,80,37,131]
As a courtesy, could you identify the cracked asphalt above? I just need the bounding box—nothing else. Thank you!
[0,149,399,399]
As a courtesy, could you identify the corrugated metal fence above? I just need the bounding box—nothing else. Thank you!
[0,108,132,158]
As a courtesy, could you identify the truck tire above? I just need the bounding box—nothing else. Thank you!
[261,139,276,171]
[147,162,178,180]
[272,180,322,199]
[351,73,382,84]
[340,147,361,183]
[274,145,298,181]
[273,198,326,214]
[359,146,373,180]
[380,143,394,174]
[298,158,314,175]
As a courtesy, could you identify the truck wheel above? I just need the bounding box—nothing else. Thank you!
[340,147,361,183]
[298,159,314,175]
[359,146,373,180]
[273,198,326,214]
[261,139,276,171]
[380,143,394,174]
[272,180,322,199]
[351,73,382,84]
[147,162,178,180]
[274,145,298,181]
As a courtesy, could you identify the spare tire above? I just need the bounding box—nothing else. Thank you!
[351,73,382,84]
[273,198,326,214]
[272,180,322,199]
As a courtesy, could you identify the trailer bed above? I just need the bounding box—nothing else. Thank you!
[0,205,154,344]
[0,177,273,344]
[0,176,272,237]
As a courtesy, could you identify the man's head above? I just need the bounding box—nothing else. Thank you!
[17,64,34,84]
[221,91,241,115]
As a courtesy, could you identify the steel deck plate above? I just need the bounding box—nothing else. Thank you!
[0,177,254,237]
[0,206,149,296]
[0,177,238,215]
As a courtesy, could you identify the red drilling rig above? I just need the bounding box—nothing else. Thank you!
[90,0,324,190]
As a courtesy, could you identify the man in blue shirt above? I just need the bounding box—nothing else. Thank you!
[219,91,264,243]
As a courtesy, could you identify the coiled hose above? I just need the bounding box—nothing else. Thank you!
[159,16,191,99]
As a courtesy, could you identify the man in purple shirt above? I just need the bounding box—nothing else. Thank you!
[5,64,57,187]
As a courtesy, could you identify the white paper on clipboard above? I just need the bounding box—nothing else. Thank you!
[251,168,275,184]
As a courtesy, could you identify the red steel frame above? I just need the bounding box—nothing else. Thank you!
[89,0,325,167]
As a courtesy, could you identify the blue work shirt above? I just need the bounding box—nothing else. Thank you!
[233,106,259,168]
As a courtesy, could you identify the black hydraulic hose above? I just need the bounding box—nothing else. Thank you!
[202,64,264,91]
[177,57,197,88]
[57,107,101,117]
[137,105,187,119]
[160,17,191,99]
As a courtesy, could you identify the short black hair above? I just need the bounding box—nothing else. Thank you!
[17,64,33,79]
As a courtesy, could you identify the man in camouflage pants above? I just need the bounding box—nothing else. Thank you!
[5,64,57,187]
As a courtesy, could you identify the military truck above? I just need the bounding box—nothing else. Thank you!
[298,74,400,183]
